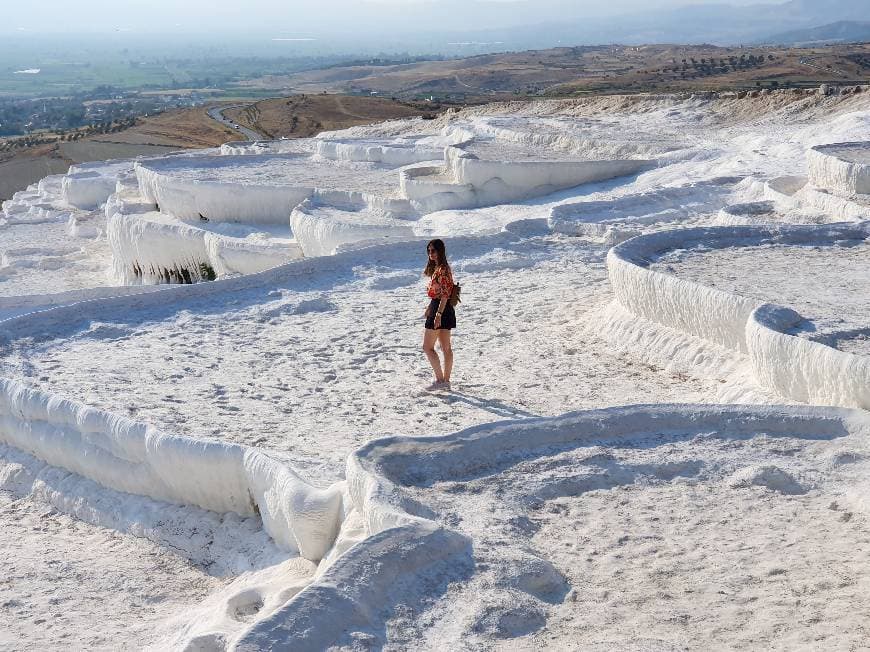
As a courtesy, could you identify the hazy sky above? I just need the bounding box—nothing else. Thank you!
[5,0,778,34]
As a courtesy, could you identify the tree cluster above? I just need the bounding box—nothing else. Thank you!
[654,53,774,80]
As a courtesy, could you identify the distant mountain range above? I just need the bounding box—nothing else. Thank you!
[419,0,870,51]
[760,20,870,46]
[3,0,865,57]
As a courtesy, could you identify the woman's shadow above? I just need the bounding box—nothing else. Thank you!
[438,386,539,420]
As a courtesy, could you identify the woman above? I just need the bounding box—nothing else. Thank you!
[422,238,456,391]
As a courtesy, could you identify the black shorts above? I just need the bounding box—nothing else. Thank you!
[425,298,456,330]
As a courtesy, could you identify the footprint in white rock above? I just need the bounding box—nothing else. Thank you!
[499,551,568,603]
[470,596,547,639]
[181,631,228,652]
[726,465,807,495]
[225,588,265,623]
[364,272,419,291]
[824,449,865,467]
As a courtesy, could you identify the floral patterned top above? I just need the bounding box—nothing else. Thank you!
[427,265,454,300]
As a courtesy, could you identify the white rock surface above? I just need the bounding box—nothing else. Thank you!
[62,171,120,210]
[403,144,653,212]
[291,191,417,257]
[551,179,735,241]
[220,138,315,156]
[315,136,443,166]
[1,90,870,649]
[715,200,778,225]
[107,210,302,284]
[749,304,870,409]
[134,154,402,224]
[0,378,343,560]
[807,141,870,196]
[640,224,870,408]
[355,404,870,650]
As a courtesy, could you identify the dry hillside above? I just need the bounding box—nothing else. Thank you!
[98,104,241,149]
[223,94,444,139]
[0,105,239,200]
[238,43,870,99]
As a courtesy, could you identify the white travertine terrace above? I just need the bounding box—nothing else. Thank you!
[2,175,69,225]
[315,137,444,166]
[402,141,653,212]
[106,184,302,284]
[549,179,735,242]
[120,122,658,272]
[4,91,870,648]
[764,175,808,200]
[62,171,119,210]
[796,185,870,221]
[2,227,870,646]
[715,201,778,225]
[108,210,303,283]
[0,319,469,648]
[463,115,683,159]
[0,119,665,288]
[767,175,870,222]
[748,303,870,409]
[134,154,406,224]
[608,222,870,408]
[0,374,343,648]
[772,142,870,222]
[60,159,143,210]
[6,327,863,649]
[135,154,348,224]
[220,138,314,156]
[235,403,869,649]
[807,142,870,197]
[0,377,343,560]
[291,190,418,257]
[609,226,762,353]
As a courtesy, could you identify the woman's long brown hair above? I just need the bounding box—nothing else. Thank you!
[424,238,450,277]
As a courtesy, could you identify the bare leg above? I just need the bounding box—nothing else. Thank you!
[423,328,444,381]
[437,329,453,382]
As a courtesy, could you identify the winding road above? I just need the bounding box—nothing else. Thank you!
[207,105,264,142]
